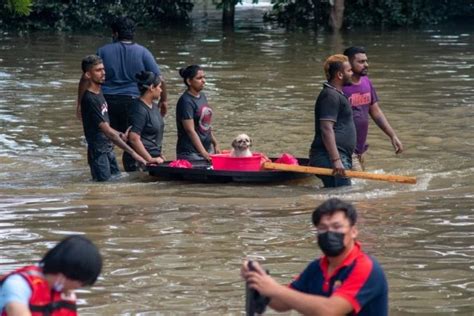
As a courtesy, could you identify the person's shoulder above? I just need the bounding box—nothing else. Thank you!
[198,92,208,102]
[97,42,117,52]
[132,43,153,53]
[357,251,386,277]
[179,91,195,102]
[300,258,323,273]
[2,273,29,285]
[1,273,32,294]
[176,92,191,109]
[83,90,105,106]
[84,90,101,100]
[82,90,93,101]
[363,76,375,86]
[317,85,339,102]
[311,258,323,269]
[131,99,149,113]
[320,85,337,95]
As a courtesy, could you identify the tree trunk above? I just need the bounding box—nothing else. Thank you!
[311,0,323,29]
[222,0,235,29]
[329,0,345,31]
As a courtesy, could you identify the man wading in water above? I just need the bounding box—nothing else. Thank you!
[309,54,356,187]
[343,46,403,171]
[80,55,146,181]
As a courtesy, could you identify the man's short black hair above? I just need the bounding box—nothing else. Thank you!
[111,16,136,41]
[81,55,103,73]
[343,46,367,60]
[40,235,102,286]
[312,198,358,226]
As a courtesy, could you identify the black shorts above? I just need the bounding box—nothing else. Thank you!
[104,94,135,133]
[87,148,120,181]
[309,150,352,188]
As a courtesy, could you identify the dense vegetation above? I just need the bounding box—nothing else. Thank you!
[265,0,474,29]
[0,0,194,31]
[1,0,473,31]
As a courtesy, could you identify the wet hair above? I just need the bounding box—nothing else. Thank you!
[312,198,357,226]
[323,54,348,81]
[136,71,161,95]
[81,55,103,73]
[178,65,202,87]
[111,16,135,41]
[343,46,367,61]
[40,235,102,286]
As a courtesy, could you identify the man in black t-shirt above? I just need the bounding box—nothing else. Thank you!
[80,55,146,181]
[309,54,356,187]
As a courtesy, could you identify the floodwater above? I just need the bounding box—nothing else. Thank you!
[1,7,473,316]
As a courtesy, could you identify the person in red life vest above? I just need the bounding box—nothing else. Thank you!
[241,198,388,316]
[0,235,102,316]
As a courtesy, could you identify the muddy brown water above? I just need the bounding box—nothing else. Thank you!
[1,8,473,315]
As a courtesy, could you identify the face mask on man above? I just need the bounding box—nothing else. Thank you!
[317,231,346,257]
[53,278,65,292]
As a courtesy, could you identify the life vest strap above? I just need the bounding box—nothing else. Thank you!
[30,300,77,315]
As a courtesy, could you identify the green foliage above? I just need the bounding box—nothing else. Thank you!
[265,0,474,29]
[5,0,32,16]
[264,0,329,28]
[0,0,194,31]
[343,0,467,27]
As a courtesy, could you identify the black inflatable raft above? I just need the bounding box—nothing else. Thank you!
[147,158,313,184]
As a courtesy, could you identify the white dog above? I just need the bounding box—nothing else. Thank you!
[230,134,253,157]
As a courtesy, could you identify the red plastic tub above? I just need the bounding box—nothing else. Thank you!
[210,153,262,171]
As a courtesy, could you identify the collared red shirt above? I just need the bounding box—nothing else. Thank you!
[290,242,388,316]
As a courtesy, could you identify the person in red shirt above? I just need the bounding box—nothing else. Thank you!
[241,198,388,315]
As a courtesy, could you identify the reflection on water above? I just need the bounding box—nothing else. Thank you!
[1,8,473,315]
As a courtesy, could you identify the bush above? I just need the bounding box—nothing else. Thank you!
[264,0,474,29]
[0,0,194,31]
[264,0,330,29]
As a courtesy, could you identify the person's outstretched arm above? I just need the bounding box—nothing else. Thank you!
[369,102,403,154]
[98,122,147,166]
[242,261,353,315]
[128,132,164,164]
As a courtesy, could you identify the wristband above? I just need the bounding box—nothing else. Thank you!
[331,157,341,162]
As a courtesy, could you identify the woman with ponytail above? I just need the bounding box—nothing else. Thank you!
[176,65,219,161]
[123,71,165,171]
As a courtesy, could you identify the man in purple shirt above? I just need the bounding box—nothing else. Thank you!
[343,47,403,170]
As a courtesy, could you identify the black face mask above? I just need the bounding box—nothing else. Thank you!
[317,231,346,257]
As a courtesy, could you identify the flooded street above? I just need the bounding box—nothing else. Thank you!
[1,7,473,315]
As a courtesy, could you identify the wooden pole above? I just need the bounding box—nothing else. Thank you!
[263,162,417,184]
